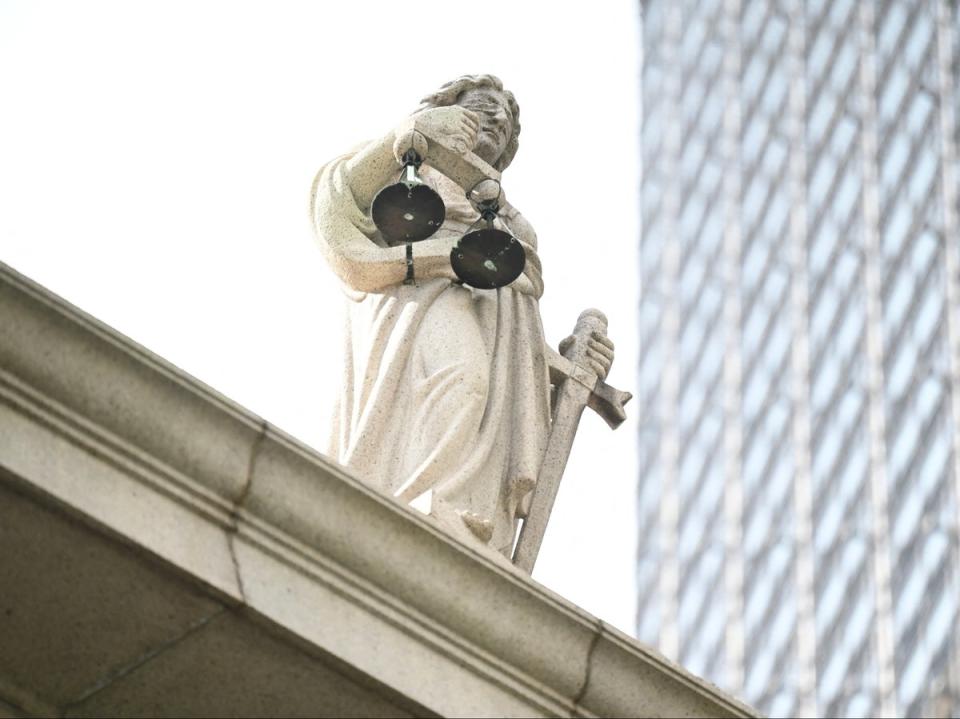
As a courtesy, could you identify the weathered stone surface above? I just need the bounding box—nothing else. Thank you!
[0,395,241,601]
[0,264,261,508]
[0,261,758,718]
[66,611,423,719]
[0,476,224,709]
[0,695,29,719]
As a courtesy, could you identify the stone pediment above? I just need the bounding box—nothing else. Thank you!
[0,262,756,718]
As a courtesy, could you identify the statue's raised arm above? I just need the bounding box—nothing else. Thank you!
[310,109,474,293]
[312,86,541,295]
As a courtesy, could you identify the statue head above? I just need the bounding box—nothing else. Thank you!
[419,74,520,171]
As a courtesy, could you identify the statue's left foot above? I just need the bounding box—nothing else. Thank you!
[457,510,494,543]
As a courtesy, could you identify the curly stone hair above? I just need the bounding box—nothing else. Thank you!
[418,74,521,171]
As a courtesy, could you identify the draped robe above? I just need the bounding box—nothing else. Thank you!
[311,153,551,556]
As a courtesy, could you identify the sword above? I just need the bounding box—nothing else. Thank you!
[512,309,632,573]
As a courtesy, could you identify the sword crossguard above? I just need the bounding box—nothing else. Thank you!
[589,382,632,430]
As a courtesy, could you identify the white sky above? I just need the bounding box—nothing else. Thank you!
[1,1,641,634]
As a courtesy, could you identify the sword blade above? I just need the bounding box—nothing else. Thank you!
[512,380,591,573]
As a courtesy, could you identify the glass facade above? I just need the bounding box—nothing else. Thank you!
[638,1,960,716]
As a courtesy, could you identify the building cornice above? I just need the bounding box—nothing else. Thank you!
[0,262,757,718]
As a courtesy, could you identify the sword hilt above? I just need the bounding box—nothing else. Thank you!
[563,308,608,367]
[546,309,632,429]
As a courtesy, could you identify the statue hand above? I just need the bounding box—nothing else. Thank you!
[559,332,614,380]
[406,106,480,156]
[586,332,614,380]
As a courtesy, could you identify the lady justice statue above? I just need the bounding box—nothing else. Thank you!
[311,75,620,562]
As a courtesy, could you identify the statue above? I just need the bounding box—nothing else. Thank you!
[311,75,630,569]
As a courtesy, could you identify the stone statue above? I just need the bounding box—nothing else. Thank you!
[311,75,629,568]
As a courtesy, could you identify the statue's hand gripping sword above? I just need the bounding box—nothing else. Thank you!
[512,309,632,573]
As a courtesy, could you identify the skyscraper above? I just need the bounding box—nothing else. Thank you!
[637,1,960,716]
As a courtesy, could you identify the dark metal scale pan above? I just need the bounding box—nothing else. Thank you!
[371,182,446,244]
[451,227,525,290]
[369,150,525,289]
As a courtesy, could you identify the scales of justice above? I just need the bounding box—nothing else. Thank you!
[312,76,631,572]
[370,126,525,290]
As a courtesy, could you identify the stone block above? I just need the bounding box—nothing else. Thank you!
[0,477,223,709]
[66,612,422,719]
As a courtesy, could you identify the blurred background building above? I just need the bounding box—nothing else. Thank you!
[637,0,960,716]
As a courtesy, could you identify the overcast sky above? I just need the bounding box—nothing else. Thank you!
[1,1,641,634]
